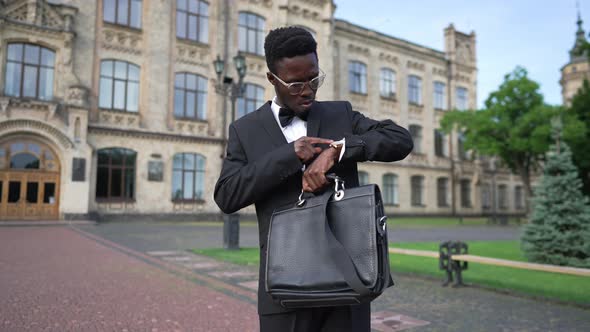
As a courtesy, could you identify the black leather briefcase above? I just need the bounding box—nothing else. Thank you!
[265,177,393,308]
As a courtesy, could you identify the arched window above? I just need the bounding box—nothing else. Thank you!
[349,61,367,94]
[358,171,369,186]
[96,148,136,201]
[4,43,55,100]
[408,75,422,105]
[382,173,398,205]
[411,175,424,206]
[174,72,208,120]
[176,0,209,43]
[236,83,264,118]
[99,60,140,112]
[379,68,396,98]
[238,12,265,55]
[172,153,205,201]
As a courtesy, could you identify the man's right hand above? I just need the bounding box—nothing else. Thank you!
[294,136,334,164]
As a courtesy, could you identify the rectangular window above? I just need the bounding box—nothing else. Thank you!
[481,184,491,210]
[411,176,424,206]
[382,174,398,205]
[409,125,422,154]
[43,183,56,204]
[434,129,446,157]
[456,87,468,110]
[238,12,265,55]
[349,61,367,94]
[408,75,422,105]
[460,179,471,208]
[515,186,524,209]
[434,81,446,110]
[380,68,396,98]
[176,0,209,43]
[104,0,142,29]
[8,181,21,203]
[498,185,508,210]
[437,178,449,207]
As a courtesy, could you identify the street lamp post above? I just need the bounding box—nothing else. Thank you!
[213,53,247,250]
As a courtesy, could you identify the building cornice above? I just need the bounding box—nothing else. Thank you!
[88,125,224,145]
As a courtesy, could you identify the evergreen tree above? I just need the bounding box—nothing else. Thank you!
[521,119,590,268]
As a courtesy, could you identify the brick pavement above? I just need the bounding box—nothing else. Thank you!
[0,226,258,332]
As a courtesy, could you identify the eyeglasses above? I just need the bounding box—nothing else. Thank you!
[269,69,326,95]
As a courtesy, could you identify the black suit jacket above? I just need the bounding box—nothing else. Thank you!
[214,100,413,315]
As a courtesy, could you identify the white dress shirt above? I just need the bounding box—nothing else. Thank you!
[270,97,345,161]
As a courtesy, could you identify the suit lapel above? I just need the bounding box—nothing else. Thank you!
[258,101,288,148]
[306,102,321,138]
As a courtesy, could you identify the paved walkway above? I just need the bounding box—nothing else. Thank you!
[0,226,258,332]
[2,222,589,332]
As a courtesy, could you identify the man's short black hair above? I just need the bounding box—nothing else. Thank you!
[264,26,317,74]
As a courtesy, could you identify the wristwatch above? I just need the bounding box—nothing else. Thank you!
[330,140,344,150]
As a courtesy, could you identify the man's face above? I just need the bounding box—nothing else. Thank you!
[267,53,319,115]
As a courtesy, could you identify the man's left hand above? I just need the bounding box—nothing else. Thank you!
[302,146,341,192]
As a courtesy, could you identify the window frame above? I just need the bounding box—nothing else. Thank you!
[379,68,396,99]
[409,125,422,154]
[437,177,449,207]
[95,148,136,202]
[173,72,208,121]
[4,43,55,100]
[171,152,206,202]
[236,83,265,118]
[408,75,422,105]
[433,81,446,110]
[456,86,468,111]
[349,61,367,95]
[434,129,447,157]
[238,12,265,56]
[382,173,399,206]
[99,59,140,113]
[515,186,524,209]
[460,179,472,208]
[498,184,508,210]
[358,171,369,186]
[103,0,143,29]
[176,0,209,43]
[411,175,425,207]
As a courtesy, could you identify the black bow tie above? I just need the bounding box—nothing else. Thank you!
[279,107,309,128]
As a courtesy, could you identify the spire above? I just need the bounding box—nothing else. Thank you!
[570,1,589,61]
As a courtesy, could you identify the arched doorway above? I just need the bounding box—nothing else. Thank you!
[0,138,60,220]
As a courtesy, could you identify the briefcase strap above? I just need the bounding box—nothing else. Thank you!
[318,192,372,297]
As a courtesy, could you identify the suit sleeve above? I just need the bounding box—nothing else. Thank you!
[214,123,303,214]
[341,101,413,163]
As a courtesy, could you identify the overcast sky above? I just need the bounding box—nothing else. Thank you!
[333,0,587,108]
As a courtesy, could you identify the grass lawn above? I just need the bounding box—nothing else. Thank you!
[193,240,590,306]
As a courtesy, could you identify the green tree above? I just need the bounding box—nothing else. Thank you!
[440,67,556,202]
[520,119,590,268]
[566,79,590,196]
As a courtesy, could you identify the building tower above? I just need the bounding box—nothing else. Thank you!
[561,7,590,105]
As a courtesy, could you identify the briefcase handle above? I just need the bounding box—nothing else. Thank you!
[297,173,345,207]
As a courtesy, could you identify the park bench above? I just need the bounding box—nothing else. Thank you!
[389,242,590,287]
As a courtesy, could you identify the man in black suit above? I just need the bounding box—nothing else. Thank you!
[214,27,413,332]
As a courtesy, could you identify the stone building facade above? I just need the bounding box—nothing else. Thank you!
[561,12,590,105]
[0,0,526,220]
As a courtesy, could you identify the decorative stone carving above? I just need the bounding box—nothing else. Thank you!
[282,5,321,20]
[0,119,74,149]
[175,120,208,136]
[2,0,73,31]
[432,67,447,76]
[379,53,398,65]
[99,110,140,129]
[175,43,209,67]
[0,98,9,114]
[66,86,89,107]
[348,44,370,56]
[407,60,425,71]
[102,28,143,55]
[295,0,328,7]
[453,73,471,83]
[243,0,273,8]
